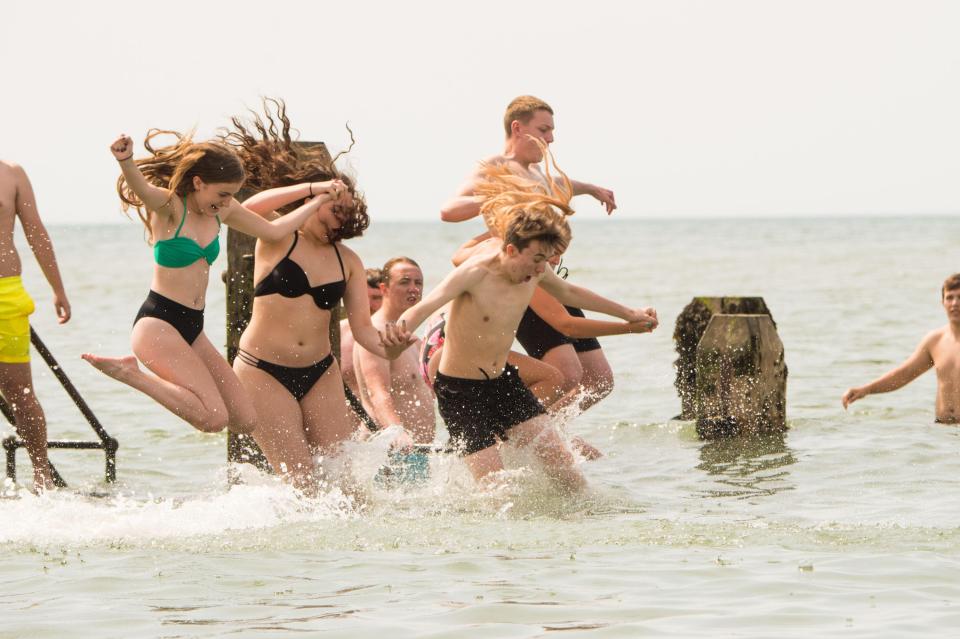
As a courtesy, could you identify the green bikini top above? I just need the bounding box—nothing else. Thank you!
[154,196,221,268]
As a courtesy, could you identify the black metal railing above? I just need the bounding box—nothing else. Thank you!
[2,328,117,487]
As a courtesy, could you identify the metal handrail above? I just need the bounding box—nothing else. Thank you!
[2,328,117,487]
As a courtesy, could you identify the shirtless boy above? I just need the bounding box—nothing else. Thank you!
[842,274,960,422]
[354,257,435,450]
[402,171,656,493]
[440,95,620,410]
[0,161,71,491]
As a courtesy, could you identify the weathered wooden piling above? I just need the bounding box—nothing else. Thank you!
[694,313,787,439]
[224,141,341,471]
[673,297,773,420]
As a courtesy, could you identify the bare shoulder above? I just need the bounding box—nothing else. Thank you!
[920,326,950,355]
[0,160,24,185]
[334,242,363,275]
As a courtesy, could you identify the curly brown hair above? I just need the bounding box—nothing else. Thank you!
[220,98,369,241]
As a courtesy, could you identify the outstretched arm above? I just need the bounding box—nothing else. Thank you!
[14,165,70,323]
[568,178,616,214]
[842,335,935,409]
[398,256,489,334]
[529,288,652,337]
[538,269,656,326]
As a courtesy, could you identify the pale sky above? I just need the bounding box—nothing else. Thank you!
[4,0,959,225]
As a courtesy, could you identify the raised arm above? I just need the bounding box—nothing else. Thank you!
[538,269,656,326]
[13,165,70,323]
[111,135,176,217]
[242,180,342,220]
[222,183,342,242]
[841,334,935,409]
[529,288,652,337]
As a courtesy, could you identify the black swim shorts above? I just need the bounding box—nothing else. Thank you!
[434,363,546,456]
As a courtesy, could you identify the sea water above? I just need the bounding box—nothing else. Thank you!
[1,217,959,638]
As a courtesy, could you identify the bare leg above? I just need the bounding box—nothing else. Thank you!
[462,444,506,484]
[0,362,54,491]
[507,351,565,408]
[82,319,228,433]
[234,359,317,493]
[540,344,584,411]
[576,349,614,411]
[191,334,257,434]
[301,360,368,499]
[508,413,586,494]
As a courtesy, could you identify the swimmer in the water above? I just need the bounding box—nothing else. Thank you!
[842,273,960,423]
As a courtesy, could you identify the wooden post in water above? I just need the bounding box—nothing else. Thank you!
[673,297,773,419]
[224,141,341,471]
[694,313,787,439]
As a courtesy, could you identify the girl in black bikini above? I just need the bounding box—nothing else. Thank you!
[83,131,343,435]
[223,101,410,492]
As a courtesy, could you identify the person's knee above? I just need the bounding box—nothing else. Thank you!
[586,368,614,398]
[196,405,230,433]
[581,358,614,399]
[546,355,582,391]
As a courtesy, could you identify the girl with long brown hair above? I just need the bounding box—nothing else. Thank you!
[221,100,409,491]
[83,130,351,435]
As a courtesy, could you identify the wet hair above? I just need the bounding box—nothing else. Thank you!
[366,267,383,289]
[117,130,245,240]
[503,95,553,138]
[220,97,369,241]
[381,257,421,286]
[942,274,960,298]
[475,138,573,255]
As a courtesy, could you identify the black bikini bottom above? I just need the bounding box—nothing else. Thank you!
[515,306,601,360]
[237,350,334,401]
[134,290,204,345]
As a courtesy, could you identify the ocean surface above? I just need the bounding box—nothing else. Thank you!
[2,217,959,638]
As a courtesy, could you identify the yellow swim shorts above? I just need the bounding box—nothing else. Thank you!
[0,276,35,364]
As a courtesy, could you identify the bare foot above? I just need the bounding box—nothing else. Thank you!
[81,353,141,383]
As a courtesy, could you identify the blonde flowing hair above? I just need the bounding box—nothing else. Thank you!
[474,138,575,254]
[117,130,245,240]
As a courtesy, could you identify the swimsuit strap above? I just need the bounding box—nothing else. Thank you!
[332,242,346,279]
[285,233,299,259]
[173,196,189,238]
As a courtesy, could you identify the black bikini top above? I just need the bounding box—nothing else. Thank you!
[253,233,347,310]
